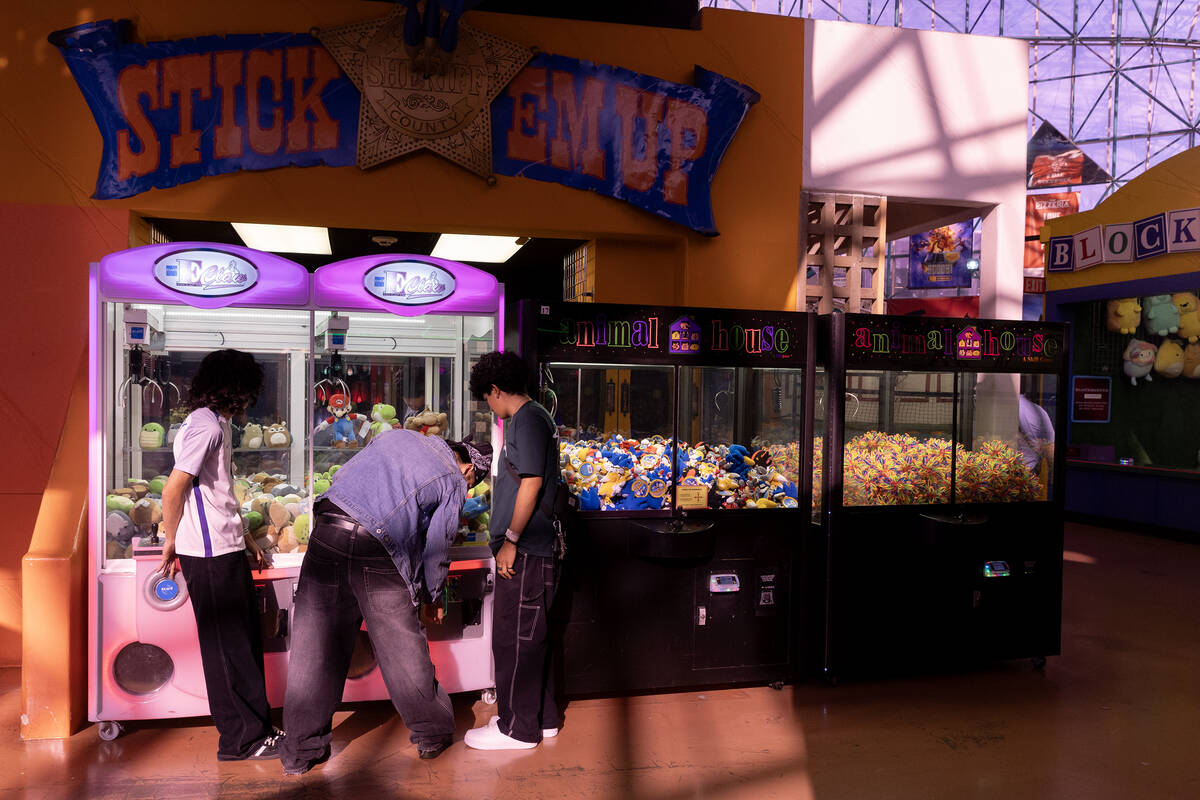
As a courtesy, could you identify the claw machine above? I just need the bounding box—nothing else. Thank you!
[313,253,501,701]
[89,242,313,737]
[815,313,1069,681]
[519,301,816,694]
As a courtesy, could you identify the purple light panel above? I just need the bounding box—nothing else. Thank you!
[315,254,499,316]
[98,242,310,308]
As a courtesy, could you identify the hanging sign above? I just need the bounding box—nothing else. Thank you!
[363,261,456,305]
[153,248,258,298]
[908,223,973,288]
[844,314,1067,372]
[1024,192,1079,276]
[53,19,758,236]
[1027,121,1112,189]
[1046,207,1200,271]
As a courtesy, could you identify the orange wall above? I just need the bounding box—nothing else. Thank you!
[0,2,806,661]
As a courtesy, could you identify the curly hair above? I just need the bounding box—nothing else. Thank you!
[189,349,264,415]
[468,351,529,400]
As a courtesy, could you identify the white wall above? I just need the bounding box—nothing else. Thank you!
[804,20,1029,320]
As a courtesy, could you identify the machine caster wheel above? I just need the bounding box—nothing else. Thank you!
[1031,656,1047,670]
[98,721,125,741]
[481,688,497,705]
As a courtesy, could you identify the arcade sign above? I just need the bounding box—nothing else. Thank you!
[153,249,258,298]
[363,261,456,306]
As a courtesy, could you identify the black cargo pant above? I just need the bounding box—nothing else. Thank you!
[493,550,561,743]
[178,550,274,759]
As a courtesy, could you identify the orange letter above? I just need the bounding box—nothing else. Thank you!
[615,85,665,193]
[116,62,161,181]
[162,53,211,168]
[213,51,244,159]
[663,98,708,206]
[506,67,547,163]
[246,49,283,155]
[549,72,605,178]
[286,46,341,153]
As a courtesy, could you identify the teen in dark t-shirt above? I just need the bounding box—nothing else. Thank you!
[464,352,564,751]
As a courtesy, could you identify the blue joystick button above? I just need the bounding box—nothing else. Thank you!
[154,579,180,602]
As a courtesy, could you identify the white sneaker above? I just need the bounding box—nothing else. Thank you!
[488,714,558,740]
[465,717,537,750]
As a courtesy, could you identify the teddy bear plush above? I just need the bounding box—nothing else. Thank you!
[1105,298,1142,334]
[404,407,449,437]
[1143,294,1180,336]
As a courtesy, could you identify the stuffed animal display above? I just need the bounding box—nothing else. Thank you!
[1173,293,1200,342]
[1154,339,1186,378]
[1106,298,1142,334]
[139,422,165,449]
[237,471,311,555]
[103,475,171,558]
[315,393,367,448]
[560,436,800,511]
[264,422,291,448]
[242,423,264,449]
[366,403,401,442]
[405,407,449,437]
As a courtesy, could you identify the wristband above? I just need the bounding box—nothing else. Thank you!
[504,528,521,544]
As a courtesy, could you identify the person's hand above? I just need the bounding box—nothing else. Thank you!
[496,540,517,579]
[422,603,446,624]
[157,539,178,579]
[249,544,271,572]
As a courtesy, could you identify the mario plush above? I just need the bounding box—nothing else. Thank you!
[316,393,368,448]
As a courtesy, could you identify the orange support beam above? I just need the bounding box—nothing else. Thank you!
[21,350,89,739]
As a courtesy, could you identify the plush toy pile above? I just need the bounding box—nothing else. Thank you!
[559,435,801,510]
[816,432,1040,506]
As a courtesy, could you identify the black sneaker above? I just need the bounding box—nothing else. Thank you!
[218,733,283,762]
[417,738,453,760]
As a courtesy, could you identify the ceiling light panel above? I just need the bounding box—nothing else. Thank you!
[430,234,525,263]
[232,222,332,255]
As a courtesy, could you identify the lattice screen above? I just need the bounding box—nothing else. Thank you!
[799,192,887,314]
[562,240,596,302]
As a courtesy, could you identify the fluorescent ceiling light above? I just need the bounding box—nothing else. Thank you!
[430,234,525,263]
[232,222,331,255]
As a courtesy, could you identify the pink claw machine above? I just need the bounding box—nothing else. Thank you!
[90,243,502,740]
[312,253,502,706]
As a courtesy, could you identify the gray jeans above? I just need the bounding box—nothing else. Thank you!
[280,517,453,770]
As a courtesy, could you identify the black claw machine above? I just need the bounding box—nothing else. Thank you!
[519,301,816,694]
[815,313,1069,681]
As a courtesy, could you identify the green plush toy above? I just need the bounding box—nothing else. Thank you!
[293,513,310,545]
[106,494,135,513]
[328,464,342,477]
[368,403,400,440]
[148,477,167,495]
[313,478,331,495]
[139,422,165,449]
[243,510,264,531]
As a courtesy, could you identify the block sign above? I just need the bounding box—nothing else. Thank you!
[363,261,456,306]
[1071,376,1111,423]
[153,248,258,297]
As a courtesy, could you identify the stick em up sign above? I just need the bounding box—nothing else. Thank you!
[51,20,758,236]
[842,314,1067,373]
[527,301,808,368]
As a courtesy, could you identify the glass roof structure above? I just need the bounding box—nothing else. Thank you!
[708,0,1200,212]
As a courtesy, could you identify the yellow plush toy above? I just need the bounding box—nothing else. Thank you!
[1184,342,1200,378]
[1154,339,1186,378]
[1106,298,1142,334]
[1173,293,1200,343]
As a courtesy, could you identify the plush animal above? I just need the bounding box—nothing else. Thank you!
[1155,339,1186,378]
[1105,298,1142,334]
[1173,292,1200,342]
[139,422,165,449]
[1123,339,1158,385]
[243,423,264,449]
[166,422,183,445]
[264,422,291,448]
[316,393,367,448]
[1143,294,1180,336]
[129,497,163,527]
[368,403,402,440]
[1184,343,1200,378]
[404,407,448,437]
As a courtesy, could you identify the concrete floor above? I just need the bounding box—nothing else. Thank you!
[5,521,1199,799]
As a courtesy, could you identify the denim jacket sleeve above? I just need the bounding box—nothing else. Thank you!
[420,473,467,606]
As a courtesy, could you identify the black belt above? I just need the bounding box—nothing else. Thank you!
[314,499,366,534]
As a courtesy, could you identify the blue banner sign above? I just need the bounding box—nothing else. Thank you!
[51,20,360,200]
[491,54,760,235]
[52,21,759,235]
